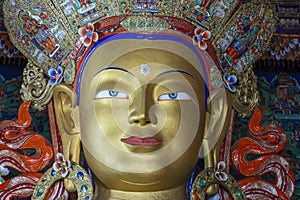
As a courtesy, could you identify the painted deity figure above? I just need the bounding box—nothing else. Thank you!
[224,20,262,65]
[52,33,232,199]
[18,10,59,56]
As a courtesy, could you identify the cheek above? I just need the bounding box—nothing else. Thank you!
[93,99,130,138]
[157,101,181,138]
[79,102,103,151]
[181,102,201,135]
[159,100,200,142]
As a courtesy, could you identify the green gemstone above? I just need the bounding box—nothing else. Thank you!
[199,179,206,188]
[121,2,126,7]
[37,188,43,196]
[81,184,88,193]
[236,189,243,196]
[139,22,145,27]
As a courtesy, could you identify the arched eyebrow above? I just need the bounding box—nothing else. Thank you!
[156,69,196,79]
[93,66,135,79]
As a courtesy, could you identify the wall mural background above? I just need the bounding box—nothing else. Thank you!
[0,64,50,142]
[232,72,300,199]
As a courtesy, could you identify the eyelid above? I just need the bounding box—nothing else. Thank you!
[158,92,192,101]
[94,90,129,99]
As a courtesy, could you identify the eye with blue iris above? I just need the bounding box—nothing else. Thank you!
[158,92,192,101]
[108,90,119,97]
[94,90,129,99]
[168,93,177,99]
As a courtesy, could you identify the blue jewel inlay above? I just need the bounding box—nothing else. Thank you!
[197,35,203,41]
[77,171,84,180]
[86,30,93,38]
[206,169,210,176]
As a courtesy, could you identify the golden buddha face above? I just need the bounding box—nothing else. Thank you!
[78,39,207,191]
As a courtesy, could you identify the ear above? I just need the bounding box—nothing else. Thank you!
[53,84,81,192]
[201,88,233,195]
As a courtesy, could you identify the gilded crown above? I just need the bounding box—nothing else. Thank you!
[3,0,276,115]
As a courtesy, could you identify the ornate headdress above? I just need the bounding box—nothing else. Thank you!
[4,1,293,200]
[3,0,276,116]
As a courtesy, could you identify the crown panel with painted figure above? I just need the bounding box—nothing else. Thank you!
[3,0,276,117]
[3,0,75,71]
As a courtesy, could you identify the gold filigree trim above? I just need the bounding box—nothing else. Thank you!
[232,66,259,118]
[32,159,93,200]
[210,66,223,90]
[20,61,54,111]
[121,16,170,33]
[190,165,245,200]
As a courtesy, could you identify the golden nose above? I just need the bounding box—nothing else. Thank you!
[128,85,154,126]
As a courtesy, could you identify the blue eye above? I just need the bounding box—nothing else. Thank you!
[109,90,119,97]
[158,92,192,101]
[168,93,177,99]
[94,90,129,99]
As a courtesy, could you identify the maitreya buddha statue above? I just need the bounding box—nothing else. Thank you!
[0,0,295,199]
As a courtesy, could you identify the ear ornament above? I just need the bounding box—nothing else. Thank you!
[32,153,93,200]
[190,161,245,200]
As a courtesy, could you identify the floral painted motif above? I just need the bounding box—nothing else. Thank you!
[223,72,237,93]
[192,27,211,50]
[53,153,71,178]
[48,66,63,85]
[78,23,99,47]
[214,161,228,182]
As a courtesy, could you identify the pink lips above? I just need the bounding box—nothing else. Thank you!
[121,136,164,147]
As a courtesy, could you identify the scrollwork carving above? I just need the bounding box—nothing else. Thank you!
[232,66,259,118]
[20,61,54,111]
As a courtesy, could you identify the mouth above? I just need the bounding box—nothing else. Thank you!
[121,136,164,147]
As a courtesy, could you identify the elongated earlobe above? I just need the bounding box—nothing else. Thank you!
[53,84,80,135]
[53,84,81,192]
[201,88,233,195]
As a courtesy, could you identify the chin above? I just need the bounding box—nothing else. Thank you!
[82,137,201,192]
